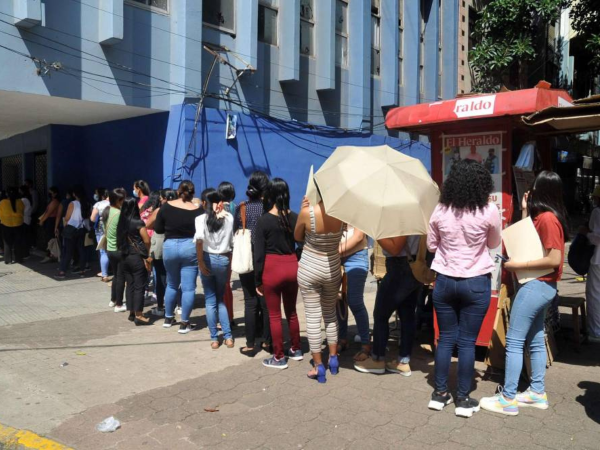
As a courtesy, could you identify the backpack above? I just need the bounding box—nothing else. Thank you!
[568,233,594,276]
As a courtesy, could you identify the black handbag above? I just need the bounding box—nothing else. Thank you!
[568,233,594,276]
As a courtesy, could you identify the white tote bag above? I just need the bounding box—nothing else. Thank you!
[231,202,254,274]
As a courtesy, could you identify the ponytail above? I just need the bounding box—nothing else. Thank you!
[267,178,292,236]
[205,191,225,233]
[178,180,195,202]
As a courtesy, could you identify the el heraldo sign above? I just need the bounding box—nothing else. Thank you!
[453,95,496,118]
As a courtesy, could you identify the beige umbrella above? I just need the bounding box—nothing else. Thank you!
[305,165,322,206]
[313,145,439,239]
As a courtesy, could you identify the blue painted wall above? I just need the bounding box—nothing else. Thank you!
[163,105,431,211]
[51,112,168,193]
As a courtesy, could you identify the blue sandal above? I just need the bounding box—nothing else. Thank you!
[328,355,339,375]
[307,364,327,383]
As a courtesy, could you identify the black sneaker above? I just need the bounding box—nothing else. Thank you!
[428,391,453,411]
[178,321,196,334]
[455,397,480,418]
[163,317,176,328]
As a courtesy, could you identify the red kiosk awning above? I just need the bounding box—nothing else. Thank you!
[385,87,574,132]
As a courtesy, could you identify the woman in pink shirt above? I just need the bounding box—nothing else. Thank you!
[133,180,150,210]
[427,159,502,418]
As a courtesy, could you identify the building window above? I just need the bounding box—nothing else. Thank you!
[300,0,315,56]
[127,0,168,13]
[203,0,235,34]
[398,0,404,86]
[371,0,381,76]
[468,7,477,52]
[461,75,465,80]
[335,0,348,67]
[258,3,278,45]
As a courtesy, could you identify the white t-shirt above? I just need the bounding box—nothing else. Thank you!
[67,200,83,228]
[93,199,110,216]
[93,199,110,234]
[21,198,32,225]
[194,212,234,254]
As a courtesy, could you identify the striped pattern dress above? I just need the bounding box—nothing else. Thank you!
[298,206,343,353]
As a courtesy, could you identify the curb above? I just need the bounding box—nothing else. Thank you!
[0,424,72,450]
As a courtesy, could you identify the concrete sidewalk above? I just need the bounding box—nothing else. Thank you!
[0,255,599,449]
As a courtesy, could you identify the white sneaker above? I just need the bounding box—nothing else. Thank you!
[108,301,116,308]
[178,322,196,334]
[41,257,51,264]
[175,307,182,316]
[114,305,127,313]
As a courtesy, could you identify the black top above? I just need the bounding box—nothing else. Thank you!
[253,211,298,287]
[125,219,148,257]
[154,202,202,240]
[234,199,265,247]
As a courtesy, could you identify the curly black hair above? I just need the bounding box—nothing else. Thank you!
[440,159,494,212]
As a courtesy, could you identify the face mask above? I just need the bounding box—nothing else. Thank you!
[133,190,139,198]
[93,194,99,202]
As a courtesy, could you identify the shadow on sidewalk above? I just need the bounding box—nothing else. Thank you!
[577,381,600,424]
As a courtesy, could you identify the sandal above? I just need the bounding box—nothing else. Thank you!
[239,346,257,357]
[225,338,234,348]
[211,341,220,350]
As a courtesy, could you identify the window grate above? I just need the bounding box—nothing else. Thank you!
[1,154,23,190]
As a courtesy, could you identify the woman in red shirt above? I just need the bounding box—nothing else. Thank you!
[481,171,568,416]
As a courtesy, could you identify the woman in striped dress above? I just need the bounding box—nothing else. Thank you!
[295,199,344,383]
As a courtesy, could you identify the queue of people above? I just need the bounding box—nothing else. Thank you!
[0,162,570,420]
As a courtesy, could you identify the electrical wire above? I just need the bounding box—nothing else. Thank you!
[0,19,202,95]
[0,42,35,60]
[0,10,438,118]
[0,21,396,130]
[0,10,204,79]
[60,68,173,98]
[0,24,385,114]
[64,0,442,104]
[0,38,387,128]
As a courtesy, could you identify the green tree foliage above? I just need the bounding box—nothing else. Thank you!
[569,0,600,71]
[470,0,568,93]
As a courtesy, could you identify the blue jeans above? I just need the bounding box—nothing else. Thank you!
[372,257,422,359]
[96,230,109,277]
[433,273,491,398]
[200,252,232,341]
[504,280,556,399]
[338,249,370,344]
[163,238,198,323]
